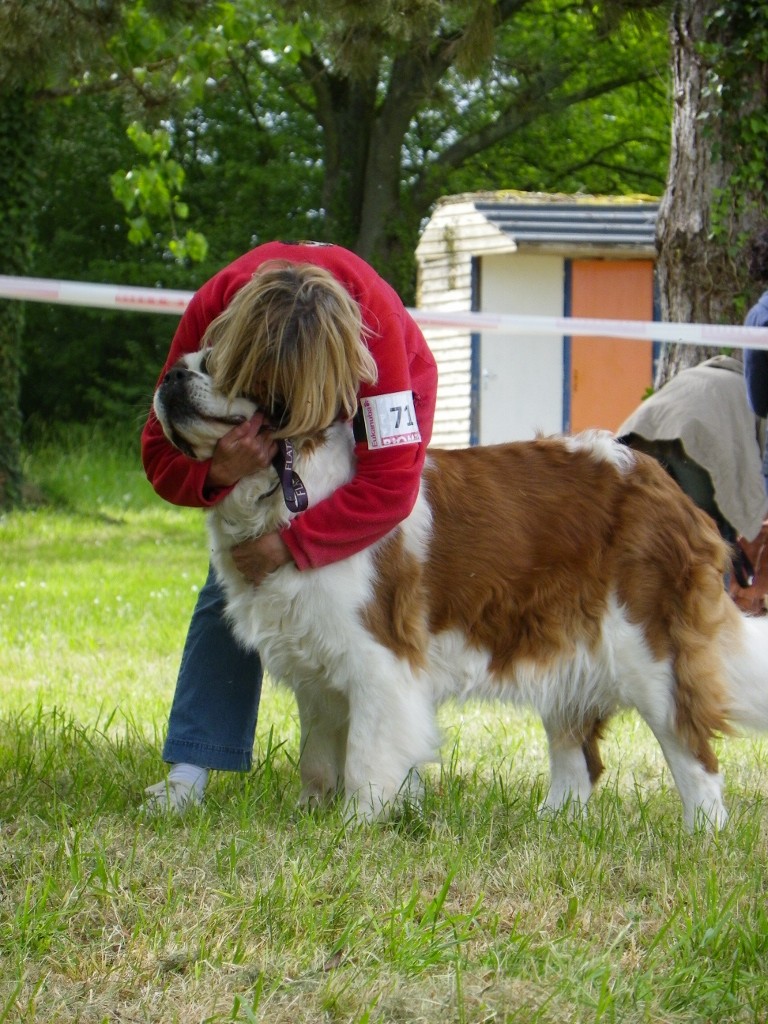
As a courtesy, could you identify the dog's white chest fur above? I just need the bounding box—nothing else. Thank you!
[208,423,384,692]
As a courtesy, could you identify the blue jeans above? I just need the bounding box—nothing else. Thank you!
[162,565,263,771]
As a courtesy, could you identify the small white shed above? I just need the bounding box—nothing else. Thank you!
[415,190,659,448]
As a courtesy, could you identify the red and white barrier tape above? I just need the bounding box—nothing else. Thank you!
[3,273,768,349]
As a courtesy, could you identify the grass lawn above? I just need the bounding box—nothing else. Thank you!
[1,427,768,1023]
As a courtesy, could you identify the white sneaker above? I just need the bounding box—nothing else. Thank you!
[141,778,204,815]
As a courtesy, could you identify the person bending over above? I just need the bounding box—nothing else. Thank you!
[141,242,438,812]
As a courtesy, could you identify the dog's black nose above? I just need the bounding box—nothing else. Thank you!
[163,366,192,386]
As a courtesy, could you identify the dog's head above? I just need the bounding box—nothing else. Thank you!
[153,350,258,461]
[154,348,356,519]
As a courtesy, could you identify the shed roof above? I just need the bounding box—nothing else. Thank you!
[473,198,659,248]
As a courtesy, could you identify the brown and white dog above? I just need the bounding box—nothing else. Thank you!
[154,351,768,828]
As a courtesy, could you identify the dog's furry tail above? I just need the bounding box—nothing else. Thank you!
[724,611,768,732]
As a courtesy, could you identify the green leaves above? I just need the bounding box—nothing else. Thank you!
[703,0,768,232]
[110,120,208,263]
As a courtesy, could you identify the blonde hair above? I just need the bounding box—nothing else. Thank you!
[203,260,378,437]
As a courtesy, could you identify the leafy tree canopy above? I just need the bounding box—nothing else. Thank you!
[72,0,673,288]
[14,0,673,430]
[701,0,768,242]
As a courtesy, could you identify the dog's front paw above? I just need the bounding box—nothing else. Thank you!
[297,783,339,812]
[341,787,389,824]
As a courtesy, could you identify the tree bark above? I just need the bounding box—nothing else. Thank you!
[304,44,455,297]
[654,0,764,387]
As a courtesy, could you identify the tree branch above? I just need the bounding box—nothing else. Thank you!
[418,68,661,188]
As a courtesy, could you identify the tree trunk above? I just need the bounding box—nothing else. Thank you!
[307,51,441,299]
[655,0,764,387]
[308,60,378,253]
[0,88,39,509]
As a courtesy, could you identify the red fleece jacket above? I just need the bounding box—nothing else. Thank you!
[141,242,438,570]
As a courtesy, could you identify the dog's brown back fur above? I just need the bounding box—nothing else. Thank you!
[364,439,736,777]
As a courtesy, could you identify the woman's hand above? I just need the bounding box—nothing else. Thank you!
[205,413,278,490]
[231,531,293,586]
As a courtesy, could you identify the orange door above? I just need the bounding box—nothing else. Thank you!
[569,259,654,433]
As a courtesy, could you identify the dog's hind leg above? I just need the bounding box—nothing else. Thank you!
[539,718,596,817]
[582,716,609,785]
[640,701,727,830]
[630,659,728,830]
[295,685,349,810]
[652,725,726,830]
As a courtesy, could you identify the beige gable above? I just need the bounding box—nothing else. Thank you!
[416,197,518,448]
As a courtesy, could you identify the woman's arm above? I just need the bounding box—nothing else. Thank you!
[744,348,768,418]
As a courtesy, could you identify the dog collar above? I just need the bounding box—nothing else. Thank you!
[271,439,309,513]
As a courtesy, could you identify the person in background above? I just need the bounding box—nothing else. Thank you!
[743,226,768,491]
[739,227,768,612]
[616,354,767,614]
[141,242,438,812]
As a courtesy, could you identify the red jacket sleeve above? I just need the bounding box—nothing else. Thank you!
[141,254,266,507]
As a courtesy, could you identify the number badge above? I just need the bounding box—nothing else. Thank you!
[359,392,421,448]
